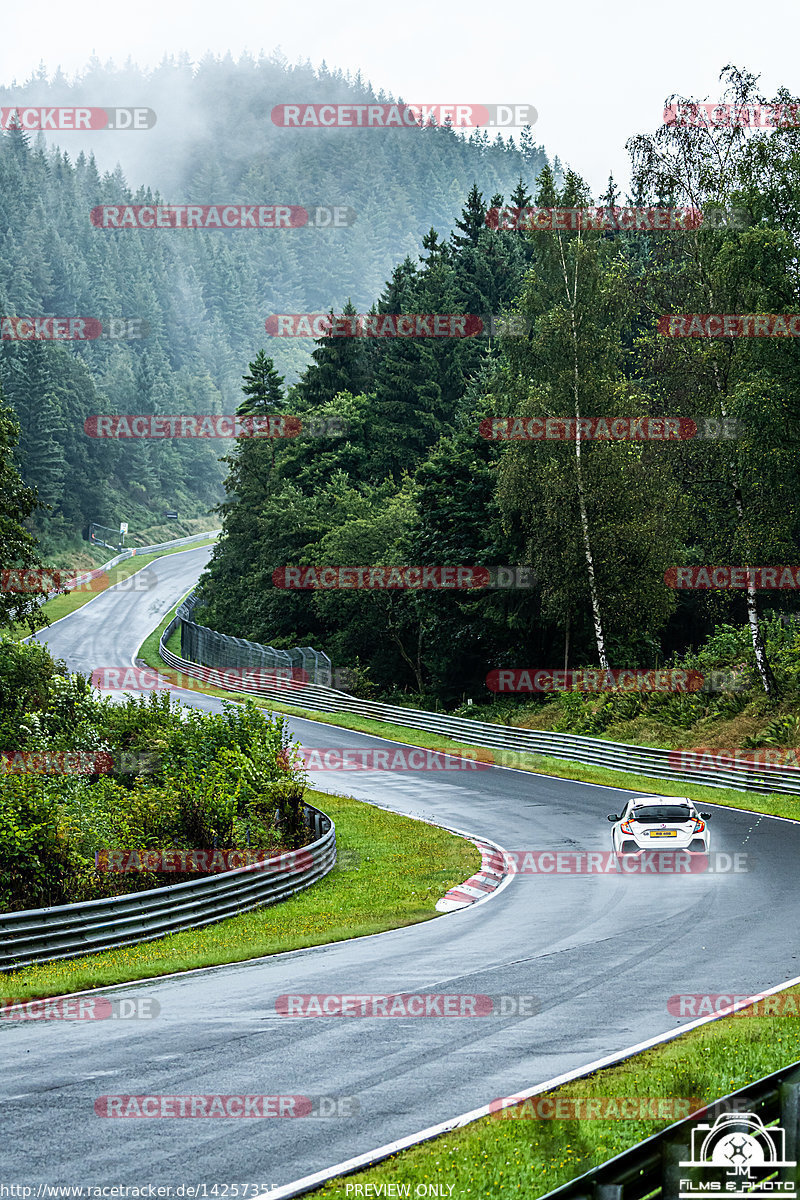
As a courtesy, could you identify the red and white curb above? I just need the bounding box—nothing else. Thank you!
[436,842,508,911]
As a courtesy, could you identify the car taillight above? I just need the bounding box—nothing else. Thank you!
[692,819,705,833]
[620,820,633,834]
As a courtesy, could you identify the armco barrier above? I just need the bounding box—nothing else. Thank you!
[98,528,221,571]
[159,620,800,798]
[534,1058,800,1200]
[0,804,335,972]
[21,529,222,609]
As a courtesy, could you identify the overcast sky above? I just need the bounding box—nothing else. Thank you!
[2,0,799,195]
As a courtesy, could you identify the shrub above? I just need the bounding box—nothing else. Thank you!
[0,637,62,752]
[0,773,73,910]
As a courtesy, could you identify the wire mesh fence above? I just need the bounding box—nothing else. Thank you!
[176,592,332,686]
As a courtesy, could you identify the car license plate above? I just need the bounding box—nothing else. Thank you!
[650,830,677,837]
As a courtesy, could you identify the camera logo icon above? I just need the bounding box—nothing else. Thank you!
[680,1112,796,1198]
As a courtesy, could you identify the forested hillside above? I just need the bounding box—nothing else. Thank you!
[4,57,800,714]
[196,67,800,707]
[0,54,549,555]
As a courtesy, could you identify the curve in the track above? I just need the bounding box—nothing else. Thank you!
[3,546,799,1192]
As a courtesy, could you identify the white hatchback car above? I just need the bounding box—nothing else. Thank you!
[607,796,711,857]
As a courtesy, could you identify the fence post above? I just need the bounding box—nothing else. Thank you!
[780,1080,800,1183]
[662,1141,690,1200]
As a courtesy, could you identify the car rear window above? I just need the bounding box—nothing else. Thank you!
[630,806,693,823]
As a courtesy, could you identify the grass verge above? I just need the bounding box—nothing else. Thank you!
[317,994,800,1198]
[0,788,479,1002]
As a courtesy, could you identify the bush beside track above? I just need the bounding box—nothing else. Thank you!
[0,788,479,1001]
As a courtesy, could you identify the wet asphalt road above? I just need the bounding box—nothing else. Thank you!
[3,547,798,1191]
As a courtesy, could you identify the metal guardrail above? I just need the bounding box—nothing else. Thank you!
[536,1059,800,1200]
[99,528,221,571]
[158,621,800,797]
[0,804,335,972]
[24,530,222,610]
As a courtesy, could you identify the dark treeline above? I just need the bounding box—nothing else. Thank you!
[0,53,550,553]
[197,67,800,706]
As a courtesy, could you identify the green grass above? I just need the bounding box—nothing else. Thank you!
[0,788,479,1002]
[317,994,800,1198]
[2,536,218,640]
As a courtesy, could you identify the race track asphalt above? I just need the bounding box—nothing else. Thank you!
[3,546,798,1191]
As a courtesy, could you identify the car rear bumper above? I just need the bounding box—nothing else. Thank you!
[617,837,710,854]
